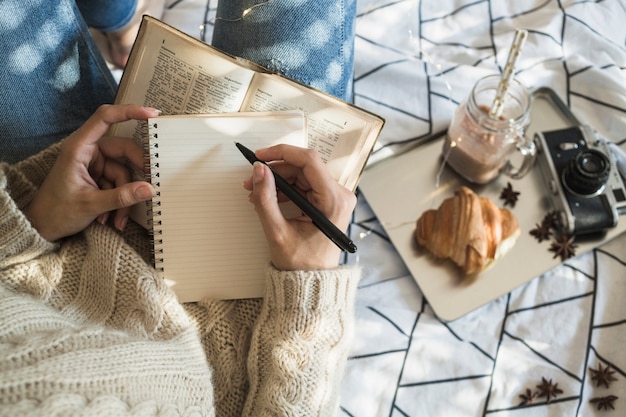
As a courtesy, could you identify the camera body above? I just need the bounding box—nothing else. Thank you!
[534,125,626,235]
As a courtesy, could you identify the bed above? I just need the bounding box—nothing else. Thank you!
[160,0,626,415]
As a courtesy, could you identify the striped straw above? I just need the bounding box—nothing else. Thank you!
[489,29,528,119]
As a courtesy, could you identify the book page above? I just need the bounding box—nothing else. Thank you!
[112,17,257,140]
[148,112,305,301]
[240,72,381,190]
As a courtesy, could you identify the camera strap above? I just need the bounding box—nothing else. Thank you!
[608,142,626,180]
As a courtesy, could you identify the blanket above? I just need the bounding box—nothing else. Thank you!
[164,0,626,415]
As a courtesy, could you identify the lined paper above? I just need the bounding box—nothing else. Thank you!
[147,111,306,301]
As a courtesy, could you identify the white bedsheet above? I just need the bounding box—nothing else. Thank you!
[162,0,626,415]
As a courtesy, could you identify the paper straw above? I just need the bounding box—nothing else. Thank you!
[489,29,528,119]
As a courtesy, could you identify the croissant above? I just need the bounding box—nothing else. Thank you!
[415,186,520,275]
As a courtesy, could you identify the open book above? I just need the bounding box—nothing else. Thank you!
[111,16,384,193]
[110,16,384,300]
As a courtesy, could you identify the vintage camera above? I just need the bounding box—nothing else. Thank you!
[534,125,626,235]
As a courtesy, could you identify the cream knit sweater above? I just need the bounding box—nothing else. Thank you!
[0,144,360,417]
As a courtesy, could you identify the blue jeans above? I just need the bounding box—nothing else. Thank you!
[213,0,356,103]
[76,0,137,32]
[0,0,118,164]
[0,0,356,163]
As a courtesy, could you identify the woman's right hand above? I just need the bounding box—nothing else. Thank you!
[243,145,357,271]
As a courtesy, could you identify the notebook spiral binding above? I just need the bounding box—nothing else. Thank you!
[147,124,165,273]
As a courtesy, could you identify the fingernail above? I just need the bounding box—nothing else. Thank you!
[145,107,162,115]
[253,162,265,184]
[117,216,128,231]
[135,185,154,200]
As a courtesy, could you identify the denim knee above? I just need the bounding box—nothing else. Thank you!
[212,0,356,103]
[0,0,116,163]
[75,0,138,32]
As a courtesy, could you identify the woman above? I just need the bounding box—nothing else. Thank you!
[0,0,360,415]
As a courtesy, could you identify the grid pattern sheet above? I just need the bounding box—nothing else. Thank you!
[161,0,626,415]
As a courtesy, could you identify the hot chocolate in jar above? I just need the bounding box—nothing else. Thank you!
[442,74,535,184]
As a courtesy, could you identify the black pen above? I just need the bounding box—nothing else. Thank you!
[235,142,357,253]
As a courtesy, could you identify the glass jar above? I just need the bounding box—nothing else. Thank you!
[442,74,535,184]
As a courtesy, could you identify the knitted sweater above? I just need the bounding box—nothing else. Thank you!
[0,144,360,417]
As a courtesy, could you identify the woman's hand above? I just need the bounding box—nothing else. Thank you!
[23,104,160,241]
[243,145,357,271]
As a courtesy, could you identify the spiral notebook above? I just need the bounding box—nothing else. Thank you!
[146,111,305,301]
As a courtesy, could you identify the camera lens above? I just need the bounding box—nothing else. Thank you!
[562,149,610,196]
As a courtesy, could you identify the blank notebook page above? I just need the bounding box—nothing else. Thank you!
[147,111,305,301]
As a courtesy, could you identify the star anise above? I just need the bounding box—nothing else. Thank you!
[536,377,564,403]
[542,210,561,230]
[500,182,520,207]
[518,388,538,405]
[549,233,578,261]
[590,395,618,411]
[589,363,618,388]
[530,221,552,242]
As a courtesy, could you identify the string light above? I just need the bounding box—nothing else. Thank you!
[213,0,276,23]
